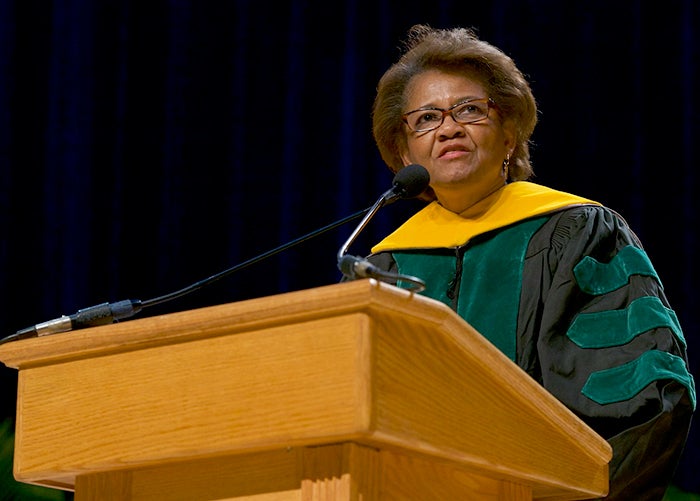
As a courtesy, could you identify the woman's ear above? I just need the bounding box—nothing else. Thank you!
[399,149,413,168]
[502,119,517,153]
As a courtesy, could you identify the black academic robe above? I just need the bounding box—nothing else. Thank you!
[366,182,695,500]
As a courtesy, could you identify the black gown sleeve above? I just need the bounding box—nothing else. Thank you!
[519,206,695,500]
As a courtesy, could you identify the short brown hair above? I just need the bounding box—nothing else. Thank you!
[372,24,538,188]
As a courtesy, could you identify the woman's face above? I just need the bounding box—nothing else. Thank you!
[400,69,515,213]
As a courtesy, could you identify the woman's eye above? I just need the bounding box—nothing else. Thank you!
[457,104,478,116]
[416,112,441,125]
[455,103,487,120]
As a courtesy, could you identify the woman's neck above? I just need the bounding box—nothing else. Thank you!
[437,181,508,217]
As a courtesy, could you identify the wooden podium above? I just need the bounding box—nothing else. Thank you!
[0,279,611,500]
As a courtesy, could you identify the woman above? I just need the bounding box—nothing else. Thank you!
[368,24,695,499]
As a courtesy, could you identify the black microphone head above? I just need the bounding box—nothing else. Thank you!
[392,164,430,199]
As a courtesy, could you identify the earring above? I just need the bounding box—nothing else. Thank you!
[502,153,511,179]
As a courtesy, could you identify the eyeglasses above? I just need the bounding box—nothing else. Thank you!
[402,97,495,132]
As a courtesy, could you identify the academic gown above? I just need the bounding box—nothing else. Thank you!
[366,181,695,500]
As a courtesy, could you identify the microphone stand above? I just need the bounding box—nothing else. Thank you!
[5,163,431,344]
[336,173,427,292]
[2,207,371,345]
[143,207,370,309]
[337,188,393,262]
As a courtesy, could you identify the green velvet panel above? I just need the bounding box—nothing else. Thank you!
[455,218,547,361]
[567,296,686,348]
[394,217,547,361]
[582,350,696,409]
[573,245,661,295]
[394,251,455,305]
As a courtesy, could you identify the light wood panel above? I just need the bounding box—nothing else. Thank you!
[0,279,611,500]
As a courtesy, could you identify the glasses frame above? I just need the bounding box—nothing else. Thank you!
[402,97,496,132]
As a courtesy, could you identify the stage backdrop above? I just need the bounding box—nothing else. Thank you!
[0,0,697,498]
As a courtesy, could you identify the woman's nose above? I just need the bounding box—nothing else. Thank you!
[436,115,466,138]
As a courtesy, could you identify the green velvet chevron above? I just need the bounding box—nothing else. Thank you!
[582,350,696,410]
[567,296,686,348]
[574,245,661,295]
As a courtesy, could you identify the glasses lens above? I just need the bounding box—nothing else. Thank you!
[453,100,489,124]
[406,110,444,132]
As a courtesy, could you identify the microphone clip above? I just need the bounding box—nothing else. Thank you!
[339,254,426,292]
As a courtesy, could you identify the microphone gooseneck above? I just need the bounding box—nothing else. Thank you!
[2,206,373,345]
[4,165,432,345]
[337,164,430,291]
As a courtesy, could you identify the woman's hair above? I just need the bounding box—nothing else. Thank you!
[372,24,538,189]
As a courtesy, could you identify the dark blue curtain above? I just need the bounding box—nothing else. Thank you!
[1,0,698,497]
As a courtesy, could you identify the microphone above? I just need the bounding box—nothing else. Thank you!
[337,164,430,291]
[2,205,375,345]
